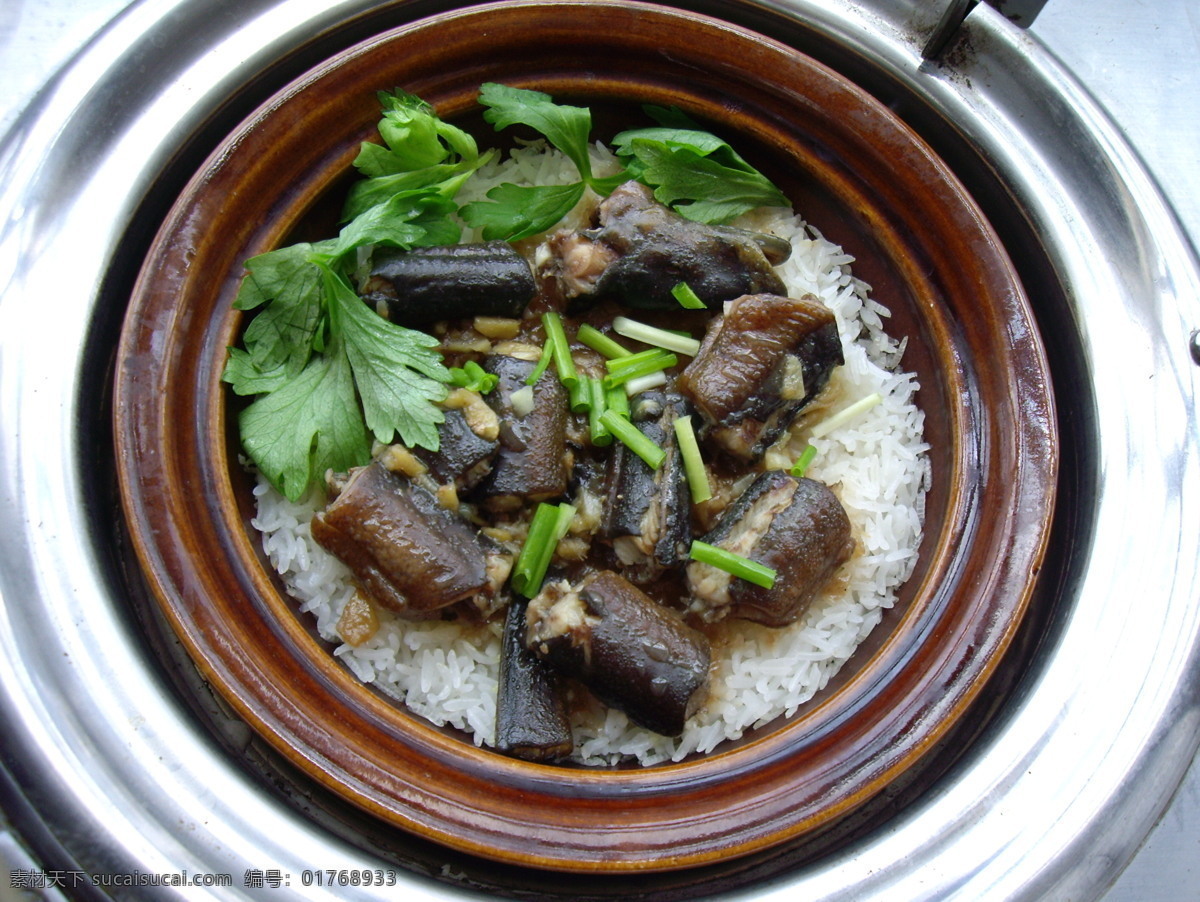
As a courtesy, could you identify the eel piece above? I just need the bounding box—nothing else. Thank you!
[495,596,574,761]
[686,470,854,627]
[600,390,692,583]
[361,241,536,326]
[676,292,843,462]
[541,180,789,311]
[525,570,711,737]
[311,462,509,619]
[411,407,498,493]
[474,353,570,511]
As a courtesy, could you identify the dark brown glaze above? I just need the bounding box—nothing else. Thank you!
[311,461,504,618]
[495,596,574,762]
[543,181,787,311]
[599,390,692,583]
[114,0,1058,875]
[687,471,854,627]
[475,354,569,509]
[525,570,711,737]
[677,293,844,462]
[361,241,536,325]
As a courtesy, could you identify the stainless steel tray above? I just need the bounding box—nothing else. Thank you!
[2,1,1197,898]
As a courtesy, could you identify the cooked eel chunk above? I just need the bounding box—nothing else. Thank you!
[600,390,692,582]
[412,407,498,492]
[677,293,843,461]
[311,462,509,618]
[360,241,536,325]
[542,181,789,311]
[496,596,574,761]
[475,354,570,510]
[686,471,854,627]
[525,570,711,737]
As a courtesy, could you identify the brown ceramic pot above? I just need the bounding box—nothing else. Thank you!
[114,0,1057,873]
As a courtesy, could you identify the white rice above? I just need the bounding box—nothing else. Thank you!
[250,142,930,766]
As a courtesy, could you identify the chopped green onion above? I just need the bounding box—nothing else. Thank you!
[789,443,818,478]
[587,377,612,446]
[605,346,675,373]
[623,371,669,396]
[568,375,592,413]
[603,347,678,387]
[605,382,630,420]
[541,311,579,389]
[809,392,883,438]
[673,415,712,504]
[600,409,666,469]
[671,281,707,310]
[448,359,499,394]
[688,540,776,589]
[576,323,632,359]
[526,340,554,386]
[511,501,577,598]
[611,315,701,357]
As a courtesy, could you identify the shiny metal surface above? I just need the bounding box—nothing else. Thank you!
[1,1,1197,900]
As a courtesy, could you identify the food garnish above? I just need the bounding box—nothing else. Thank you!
[511,501,578,598]
[611,107,791,223]
[576,323,631,359]
[673,414,713,504]
[789,443,818,479]
[671,281,708,310]
[611,315,702,357]
[688,540,777,590]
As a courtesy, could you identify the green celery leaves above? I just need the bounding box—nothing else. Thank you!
[476,83,595,180]
[463,182,587,242]
[221,89,470,501]
[460,84,626,241]
[224,247,452,500]
[460,86,786,237]
[236,330,372,503]
[612,125,789,223]
[323,268,447,451]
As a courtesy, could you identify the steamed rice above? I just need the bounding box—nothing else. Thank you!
[249,142,930,766]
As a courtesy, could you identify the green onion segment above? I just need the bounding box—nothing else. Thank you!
[611,315,701,357]
[587,377,613,446]
[599,410,666,469]
[688,540,777,589]
[605,382,630,419]
[809,392,883,438]
[576,323,631,359]
[671,281,707,310]
[526,339,554,386]
[789,443,818,479]
[673,414,712,504]
[448,359,498,394]
[603,348,678,388]
[512,501,577,598]
[568,377,592,413]
[622,371,668,396]
[541,312,579,389]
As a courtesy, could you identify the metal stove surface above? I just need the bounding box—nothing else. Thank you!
[1,1,1197,899]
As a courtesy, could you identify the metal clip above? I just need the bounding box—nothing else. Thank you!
[922,0,1052,60]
